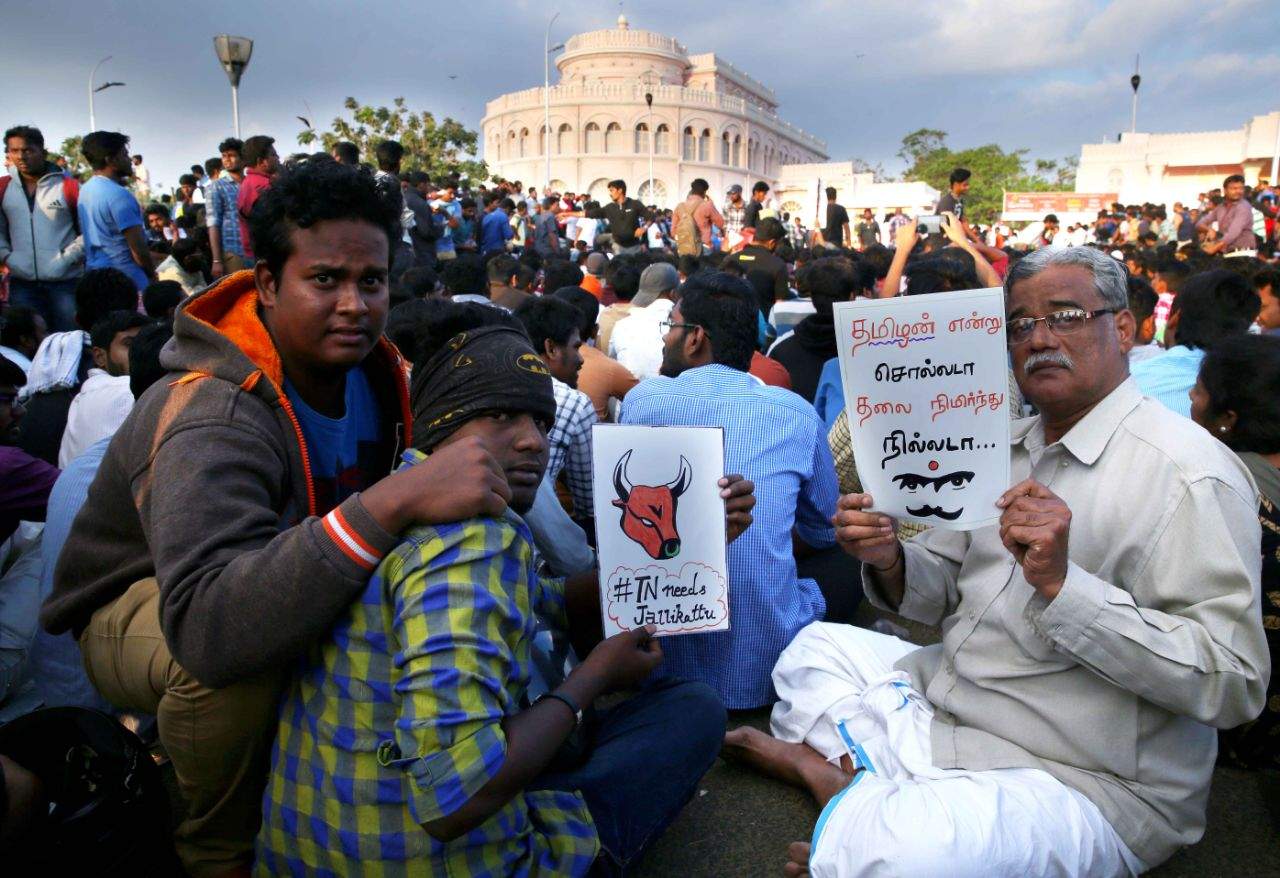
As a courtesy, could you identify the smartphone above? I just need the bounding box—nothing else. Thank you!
[917,215,944,235]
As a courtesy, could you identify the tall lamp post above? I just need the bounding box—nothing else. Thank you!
[88,56,125,130]
[213,34,254,138]
[641,69,659,204]
[1129,55,1141,135]
[544,12,561,191]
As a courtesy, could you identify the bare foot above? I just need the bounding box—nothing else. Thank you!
[784,841,811,877]
[723,726,853,806]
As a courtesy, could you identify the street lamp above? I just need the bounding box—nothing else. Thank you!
[640,69,659,205]
[88,56,125,130]
[213,34,254,138]
[1129,54,1141,135]
[544,12,561,191]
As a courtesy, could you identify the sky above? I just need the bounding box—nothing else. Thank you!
[5,0,1277,191]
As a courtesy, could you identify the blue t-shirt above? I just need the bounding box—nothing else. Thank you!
[430,199,460,255]
[284,367,384,515]
[479,209,513,253]
[79,175,148,290]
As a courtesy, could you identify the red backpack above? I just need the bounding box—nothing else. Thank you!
[0,172,81,232]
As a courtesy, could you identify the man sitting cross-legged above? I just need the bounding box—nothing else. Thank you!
[726,246,1268,877]
[256,304,757,877]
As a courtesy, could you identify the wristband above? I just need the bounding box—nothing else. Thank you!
[536,691,583,727]
[871,541,904,573]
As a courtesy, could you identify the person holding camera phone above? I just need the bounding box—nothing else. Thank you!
[879,213,1001,298]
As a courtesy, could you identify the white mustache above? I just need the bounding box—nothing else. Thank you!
[1024,351,1074,375]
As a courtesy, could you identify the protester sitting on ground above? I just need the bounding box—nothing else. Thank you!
[17,267,137,465]
[486,253,530,310]
[514,296,596,519]
[597,256,642,353]
[1132,268,1259,417]
[393,265,441,305]
[543,258,585,300]
[0,306,48,376]
[1127,274,1162,363]
[58,310,146,466]
[579,250,607,299]
[728,245,1268,877]
[257,306,753,875]
[155,236,207,295]
[440,252,490,304]
[620,271,839,708]
[142,279,184,319]
[39,159,516,876]
[609,262,679,380]
[553,285,637,422]
[768,256,855,403]
[0,354,58,545]
[1252,268,1280,334]
[722,217,791,317]
[1189,334,1280,770]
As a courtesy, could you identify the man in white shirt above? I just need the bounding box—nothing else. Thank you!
[58,311,147,466]
[609,263,678,380]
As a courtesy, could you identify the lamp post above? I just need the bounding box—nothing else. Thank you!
[88,56,125,130]
[1129,55,1141,135]
[1270,109,1279,187]
[213,34,254,138]
[544,12,561,191]
[641,69,659,205]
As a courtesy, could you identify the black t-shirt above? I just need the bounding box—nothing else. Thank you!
[723,245,789,316]
[936,191,963,221]
[743,200,764,230]
[824,203,849,246]
[589,198,646,247]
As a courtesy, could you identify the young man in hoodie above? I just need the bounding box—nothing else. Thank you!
[1,126,85,331]
[767,256,859,403]
[41,159,514,877]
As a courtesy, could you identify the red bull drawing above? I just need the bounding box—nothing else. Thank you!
[611,450,692,560]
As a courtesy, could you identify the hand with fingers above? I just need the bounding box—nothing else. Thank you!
[996,478,1071,600]
[831,493,902,572]
[720,474,756,545]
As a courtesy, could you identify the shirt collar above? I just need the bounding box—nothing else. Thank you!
[1017,377,1143,465]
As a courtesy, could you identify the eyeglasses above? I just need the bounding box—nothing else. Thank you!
[659,320,700,335]
[1007,308,1116,346]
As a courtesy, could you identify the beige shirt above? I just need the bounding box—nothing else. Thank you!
[864,378,1269,866]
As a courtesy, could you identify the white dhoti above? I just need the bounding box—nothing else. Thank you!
[771,623,1146,878]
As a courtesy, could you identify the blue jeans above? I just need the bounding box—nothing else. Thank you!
[531,677,725,875]
[8,277,79,332]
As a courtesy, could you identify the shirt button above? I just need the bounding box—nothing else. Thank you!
[945,662,955,676]
[968,610,976,621]
[1060,460,1069,468]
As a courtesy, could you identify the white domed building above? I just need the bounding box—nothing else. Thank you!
[481,15,828,208]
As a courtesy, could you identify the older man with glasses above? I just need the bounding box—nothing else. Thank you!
[726,246,1269,877]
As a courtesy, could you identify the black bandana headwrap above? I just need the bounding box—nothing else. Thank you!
[410,325,558,451]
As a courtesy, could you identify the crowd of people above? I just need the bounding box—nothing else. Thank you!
[0,120,1276,876]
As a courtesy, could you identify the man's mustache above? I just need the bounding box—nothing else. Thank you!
[906,504,964,521]
[1024,351,1074,375]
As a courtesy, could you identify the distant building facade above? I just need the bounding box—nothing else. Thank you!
[1075,111,1280,205]
[773,165,940,228]
[480,15,827,207]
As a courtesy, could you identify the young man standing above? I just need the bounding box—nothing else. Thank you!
[935,167,979,242]
[1,126,84,331]
[587,180,647,256]
[235,135,280,264]
[430,182,462,262]
[78,131,153,292]
[723,184,748,249]
[42,160,513,877]
[743,180,770,232]
[206,137,245,278]
[855,208,881,250]
[822,187,850,249]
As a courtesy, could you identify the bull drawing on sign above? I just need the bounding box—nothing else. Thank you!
[612,450,693,560]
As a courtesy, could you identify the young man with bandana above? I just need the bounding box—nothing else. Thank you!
[257,304,757,876]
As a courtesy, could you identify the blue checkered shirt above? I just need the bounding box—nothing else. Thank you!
[620,364,838,708]
[548,377,597,515]
[207,174,244,257]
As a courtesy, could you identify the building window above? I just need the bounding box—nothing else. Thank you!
[721,133,731,166]
[637,179,668,205]
[519,128,530,157]
[585,122,601,153]
[539,125,548,156]
[635,123,650,154]
[655,124,671,155]
[733,135,742,167]
[698,129,710,162]
[557,123,572,155]
[605,122,622,154]
[683,126,695,161]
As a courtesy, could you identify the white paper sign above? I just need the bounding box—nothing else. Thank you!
[591,425,729,638]
[833,288,1011,530]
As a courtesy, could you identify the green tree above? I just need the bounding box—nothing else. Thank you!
[55,135,91,180]
[297,97,488,183]
[898,129,1078,224]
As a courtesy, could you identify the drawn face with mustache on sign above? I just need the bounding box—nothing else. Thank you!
[892,470,975,521]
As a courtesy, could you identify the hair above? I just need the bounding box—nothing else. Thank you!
[4,125,43,148]
[514,296,581,353]
[904,253,980,296]
[950,167,971,185]
[608,179,627,194]
[247,159,401,278]
[204,157,223,175]
[375,139,404,172]
[74,268,139,329]
[1223,173,1246,188]
[754,216,786,244]
[1043,213,1059,225]
[144,203,170,221]
[190,164,204,175]
[797,258,857,316]
[1154,258,1191,293]
[332,141,360,165]
[677,271,758,371]
[0,305,41,349]
[1252,268,1280,295]
[543,260,584,296]
[386,298,444,364]
[440,253,488,297]
[217,137,243,155]
[551,286,600,340]
[1174,270,1260,351]
[752,180,770,194]
[677,253,700,278]
[81,131,130,170]
[129,320,174,400]
[89,310,149,353]
[142,280,185,318]
[605,256,642,302]
[1126,275,1158,324]
[408,300,524,369]
[241,135,276,168]
[486,253,521,285]
[0,350,26,386]
[690,178,710,195]
[825,187,837,200]
[178,173,197,188]
[1197,335,1280,454]
[1005,246,1128,310]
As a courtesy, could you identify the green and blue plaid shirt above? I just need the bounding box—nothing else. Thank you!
[256,451,599,876]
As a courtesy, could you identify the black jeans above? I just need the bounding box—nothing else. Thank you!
[530,677,726,875]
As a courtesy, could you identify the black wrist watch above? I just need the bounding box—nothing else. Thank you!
[536,691,583,728]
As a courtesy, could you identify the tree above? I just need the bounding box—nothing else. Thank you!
[297,97,488,183]
[55,135,91,180]
[850,157,890,183]
[898,129,1079,224]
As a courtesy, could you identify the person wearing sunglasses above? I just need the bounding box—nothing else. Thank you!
[731,246,1267,876]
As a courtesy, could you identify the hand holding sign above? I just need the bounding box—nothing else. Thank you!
[997,479,1071,600]
[832,493,901,569]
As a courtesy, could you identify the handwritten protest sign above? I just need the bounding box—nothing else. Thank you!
[591,425,729,638]
[833,288,1010,530]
